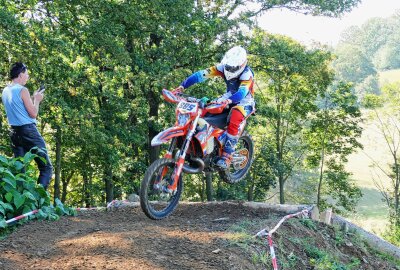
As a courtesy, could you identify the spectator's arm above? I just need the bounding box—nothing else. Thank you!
[21,88,42,118]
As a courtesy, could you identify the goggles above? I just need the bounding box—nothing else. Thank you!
[224,64,241,72]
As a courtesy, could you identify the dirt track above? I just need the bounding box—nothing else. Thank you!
[0,202,398,270]
[0,203,271,270]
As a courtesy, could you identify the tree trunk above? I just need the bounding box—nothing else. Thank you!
[317,99,329,208]
[279,175,285,204]
[82,168,91,207]
[96,83,115,203]
[247,172,254,201]
[394,158,399,224]
[277,122,285,204]
[61,171,74,203]
[317,146,325,207]
[216,178,222,200]
[104,165,114,203]
[53,126,62,202]
[200,175,205,202]
[276,95,285,204]
[205,172,213,201]
[148,90,160,164]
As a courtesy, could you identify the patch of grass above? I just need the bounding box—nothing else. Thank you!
[223,229,270,268]
[251,251,269,265]
[224,218,285,268]
[332,225,346,246]
[366,245,400,268]
[228,219,256,233]
[304,243,360,270]
[298,218,318,231]
[286,233,362,270]
[224,219,266,254]
[336,226,398,264]
[278,251,299,269]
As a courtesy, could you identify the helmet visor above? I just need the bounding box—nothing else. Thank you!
[225,64,241,73]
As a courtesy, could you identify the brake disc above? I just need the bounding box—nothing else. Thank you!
[232,148,249,170]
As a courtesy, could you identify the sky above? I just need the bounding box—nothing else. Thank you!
[257,0,400,47]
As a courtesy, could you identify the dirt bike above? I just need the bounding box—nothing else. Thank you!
[140,89,255,220]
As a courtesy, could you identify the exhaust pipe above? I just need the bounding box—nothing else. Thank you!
[183,157,205,174]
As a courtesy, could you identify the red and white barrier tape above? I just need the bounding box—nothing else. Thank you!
[255,209,310,270]
[4,200,130,226]
[75,206,107,211]
[5,210,39,224]
[106,199,129,209]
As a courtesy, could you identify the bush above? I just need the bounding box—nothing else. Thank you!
[382,216,400,247]
[0,150,76,229]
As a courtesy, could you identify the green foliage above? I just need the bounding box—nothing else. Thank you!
[354,74,381,99]
[254,0,361,17]
[319,161,362,213]
[301,241,360,270]
[0,152,75,229]
[362,93,384,108]
[216,178,249,201]
[305,82,362,212]
[364,82,400,245]
[0,0,362,208]
[249,28,335,203]
[334,14,400,101]
[298,218,318,231]
[333,44,377,84]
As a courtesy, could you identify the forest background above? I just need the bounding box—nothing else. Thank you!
[0,0,398,246]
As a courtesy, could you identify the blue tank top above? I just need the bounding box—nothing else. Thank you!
[2,84,36,126]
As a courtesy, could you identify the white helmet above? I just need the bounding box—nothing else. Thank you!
[221,46,247,80]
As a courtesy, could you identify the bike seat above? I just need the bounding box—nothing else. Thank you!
[203,111,229,129]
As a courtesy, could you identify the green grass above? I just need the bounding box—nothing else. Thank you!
[286,236,361,270]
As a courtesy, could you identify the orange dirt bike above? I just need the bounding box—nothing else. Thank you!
[140,89,255,219]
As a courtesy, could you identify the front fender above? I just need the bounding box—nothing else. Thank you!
[151,126,186,146]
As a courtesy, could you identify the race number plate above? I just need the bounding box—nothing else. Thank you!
[177,101,198,114]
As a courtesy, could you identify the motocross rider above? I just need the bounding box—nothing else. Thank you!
[173,46,255,169]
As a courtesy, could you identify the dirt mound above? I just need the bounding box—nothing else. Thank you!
[0,202,398,270]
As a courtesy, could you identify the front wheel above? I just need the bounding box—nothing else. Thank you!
[140,158,183,220]
[219,131,254,184]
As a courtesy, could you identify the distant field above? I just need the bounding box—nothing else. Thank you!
[349,69,400,235]
[345,110,393,236]
[379,68,400,85]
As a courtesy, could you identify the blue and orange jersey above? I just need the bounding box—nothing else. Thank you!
[180,64,254,104]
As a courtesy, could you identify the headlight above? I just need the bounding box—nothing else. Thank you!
[177,113,190,126]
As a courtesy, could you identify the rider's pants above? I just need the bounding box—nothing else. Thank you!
[224,105,253,154]
[227,105,253,136]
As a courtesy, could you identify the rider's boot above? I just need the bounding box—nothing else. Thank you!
[216,134,238,169]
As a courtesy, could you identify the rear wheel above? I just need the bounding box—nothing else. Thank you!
[219,131,254,184]
[140,158,183,220]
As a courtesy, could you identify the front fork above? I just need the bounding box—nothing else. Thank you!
[168,112,201,192]
[153,137,176,191]
[154,112,201,193]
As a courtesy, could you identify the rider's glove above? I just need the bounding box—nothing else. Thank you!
[172,85,184,95]
[200,97,210,104]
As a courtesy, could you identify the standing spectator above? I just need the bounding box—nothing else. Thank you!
[1,62,53,190]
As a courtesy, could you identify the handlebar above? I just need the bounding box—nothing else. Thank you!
[167,90,206,108]
[162,89,225,111]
